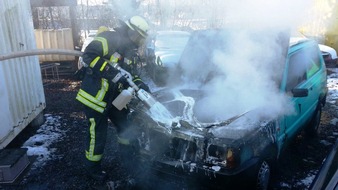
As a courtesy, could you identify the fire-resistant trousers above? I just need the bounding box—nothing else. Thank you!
[83,106,130,163]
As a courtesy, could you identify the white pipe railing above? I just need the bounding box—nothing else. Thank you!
[0,49,83,61]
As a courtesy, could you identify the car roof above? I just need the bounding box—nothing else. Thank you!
[289,37,314,47]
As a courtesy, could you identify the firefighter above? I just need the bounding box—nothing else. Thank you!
[76,16,150,182]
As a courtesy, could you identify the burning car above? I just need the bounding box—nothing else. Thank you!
[128,29,328,189]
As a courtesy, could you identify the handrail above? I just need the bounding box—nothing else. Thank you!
[0,49,83,61]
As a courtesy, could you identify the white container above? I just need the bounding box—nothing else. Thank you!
[0,0,46,149]
[113,87,134,110]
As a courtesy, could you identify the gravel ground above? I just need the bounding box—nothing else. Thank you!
[1,78,132,190]
[0,63,337,190]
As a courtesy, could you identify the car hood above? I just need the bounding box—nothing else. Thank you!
[129,88,272,141]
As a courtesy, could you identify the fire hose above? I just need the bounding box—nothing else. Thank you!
[0,49,83,61]
[0,48,158,111]
[0,49,173,130]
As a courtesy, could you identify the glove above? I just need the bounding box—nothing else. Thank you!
[101,63,129,86]
[73,67,86,80]
[133,76,150,93]
[117,74,129,87]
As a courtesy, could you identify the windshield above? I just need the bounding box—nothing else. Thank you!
[166,29,290,123]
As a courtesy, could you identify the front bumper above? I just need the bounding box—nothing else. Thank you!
[140,154,260,188]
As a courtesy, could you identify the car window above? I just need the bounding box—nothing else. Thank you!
[177,30,233,83]
[286,49,308,92]
[306,46,321,78]
[286,44,322,92]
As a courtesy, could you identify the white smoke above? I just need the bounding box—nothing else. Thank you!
[186,28,294,122]
[165,0,315,122]
[109,0,141,19]
[111,0,318,122]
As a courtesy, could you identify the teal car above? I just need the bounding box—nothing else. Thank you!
[278,37,328,151]
[128,30,328,190]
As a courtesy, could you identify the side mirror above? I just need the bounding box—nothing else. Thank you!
[292,88,309,97]
[156,56,163,66]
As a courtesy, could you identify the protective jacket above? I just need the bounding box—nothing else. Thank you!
[76,26,142,113]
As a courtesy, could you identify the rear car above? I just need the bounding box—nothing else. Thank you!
[145,30,190,85]
[128,30,328,189]
[77,30,97,69]
[318,44,338,66]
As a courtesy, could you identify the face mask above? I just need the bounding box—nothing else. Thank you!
[128,29,145,47]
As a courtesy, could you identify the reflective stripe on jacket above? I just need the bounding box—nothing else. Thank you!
[76,27,138,112]
[76,78,109,113]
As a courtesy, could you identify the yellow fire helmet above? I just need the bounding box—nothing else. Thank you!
[125,16,149,38]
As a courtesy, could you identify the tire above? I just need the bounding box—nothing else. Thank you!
[251,146,276,190]
[305,103,322,137]
[256,161,271,190]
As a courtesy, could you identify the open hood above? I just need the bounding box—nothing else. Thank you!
[129,88,272,141]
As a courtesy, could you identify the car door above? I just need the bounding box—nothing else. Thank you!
[300,43,322,120]
[278,41,325,152]
[280,45,312,146]
[287,43,323,131]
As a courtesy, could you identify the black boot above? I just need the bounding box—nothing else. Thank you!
[118,142,142,188]
[118,143,139,171]
[84,159,107,182]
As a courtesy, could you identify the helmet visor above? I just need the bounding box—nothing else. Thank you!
[128,29,145,46]
[129,21,148,38]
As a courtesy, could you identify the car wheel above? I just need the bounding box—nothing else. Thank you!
[249,145,276,190]
[256,160,271,190]
[305,103,322,137]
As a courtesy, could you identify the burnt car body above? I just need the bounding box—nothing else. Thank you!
[128,29,328,189]
[129,90,280,189]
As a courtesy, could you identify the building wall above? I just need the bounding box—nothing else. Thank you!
[35,28,75,62]
[0,0,45,149]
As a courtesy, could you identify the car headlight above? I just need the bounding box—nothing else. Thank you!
[206,145,238,169]
[226,148,236,168]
